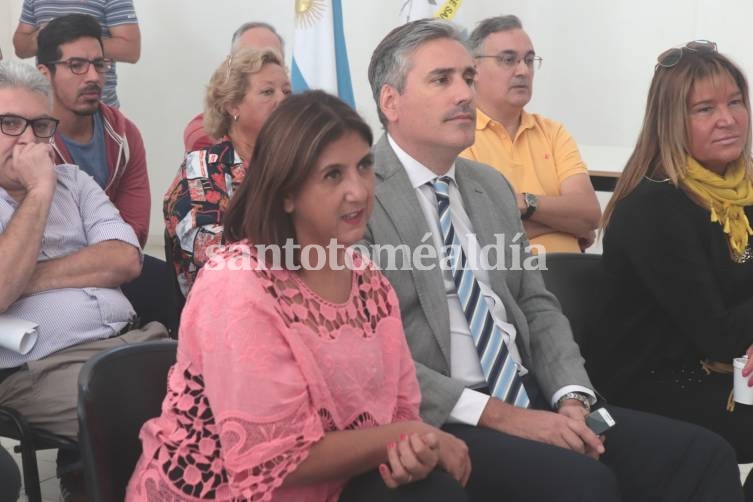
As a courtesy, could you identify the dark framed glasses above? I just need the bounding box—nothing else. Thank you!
[656,40,717,69]
[0,114,60,139]
[47,57,113,75]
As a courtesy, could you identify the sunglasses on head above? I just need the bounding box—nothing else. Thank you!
[655,40,717,70]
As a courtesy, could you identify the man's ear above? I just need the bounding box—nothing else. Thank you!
[37,64,52,81]
[379,84,399,124]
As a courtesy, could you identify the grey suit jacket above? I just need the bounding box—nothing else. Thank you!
[363,136,593,426]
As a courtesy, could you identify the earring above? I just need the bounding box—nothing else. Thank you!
[283,198,294,213]
[233,114,239,121]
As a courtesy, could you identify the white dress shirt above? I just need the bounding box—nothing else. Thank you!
[387,135,594,424]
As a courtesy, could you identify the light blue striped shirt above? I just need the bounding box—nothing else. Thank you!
[0,165,139,368]
[20,0,139,108]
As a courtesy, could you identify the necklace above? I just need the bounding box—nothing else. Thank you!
[643,175,671,183]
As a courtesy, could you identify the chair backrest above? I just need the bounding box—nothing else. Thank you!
[539,253,606,348]
[77,340,177,502]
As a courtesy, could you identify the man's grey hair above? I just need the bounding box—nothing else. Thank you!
[230,21,284,52]
[0,60,53,107]
[368,19,466,128]
[467,15,523,54]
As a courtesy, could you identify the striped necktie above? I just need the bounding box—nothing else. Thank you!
[430,176,530,407]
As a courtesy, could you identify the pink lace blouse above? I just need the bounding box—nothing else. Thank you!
[126,242,421,501]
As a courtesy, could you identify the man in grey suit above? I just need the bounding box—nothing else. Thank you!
[363,18,744,501]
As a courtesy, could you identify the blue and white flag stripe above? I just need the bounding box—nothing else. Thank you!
[292,0,354,107]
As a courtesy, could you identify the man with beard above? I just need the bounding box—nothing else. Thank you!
[13,0,140,109]
[37,13,150,247]
[461,15,600,253]
[36,14,178,341]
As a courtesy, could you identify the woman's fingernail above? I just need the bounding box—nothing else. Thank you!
[388,442,396,449]
[400,433,408,441]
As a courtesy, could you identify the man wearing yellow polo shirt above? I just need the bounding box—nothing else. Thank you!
[462,15,600,253]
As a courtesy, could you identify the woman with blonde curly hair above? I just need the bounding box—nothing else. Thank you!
[164,47,290,298]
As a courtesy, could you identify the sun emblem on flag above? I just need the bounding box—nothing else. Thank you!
[295,0,326,28]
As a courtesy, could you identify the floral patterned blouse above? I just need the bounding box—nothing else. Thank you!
[126,242,421,501]
[163,140,246,297]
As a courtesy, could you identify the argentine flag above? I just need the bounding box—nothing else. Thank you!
[292,0,354,107]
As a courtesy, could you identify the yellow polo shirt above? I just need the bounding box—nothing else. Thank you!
[461,108,588,253]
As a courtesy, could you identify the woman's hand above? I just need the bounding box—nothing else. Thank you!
[379,432,439,488]
[742,343,753,385]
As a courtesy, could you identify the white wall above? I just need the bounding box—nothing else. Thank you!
[2,0,753,252]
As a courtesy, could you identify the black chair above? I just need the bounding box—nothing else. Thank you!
[77,340,177,502]
[0,406,77,502]
[539,252,606,349]
[0,442,21,502]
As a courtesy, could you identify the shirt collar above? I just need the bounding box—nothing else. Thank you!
[475,107,493,131]
[475,107,535,134]
[387,134,457,190]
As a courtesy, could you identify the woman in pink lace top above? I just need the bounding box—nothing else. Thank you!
[126,91,471,501]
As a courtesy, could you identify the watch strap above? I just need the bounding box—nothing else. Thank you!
[557,392,592,411]
[521,192,537,220]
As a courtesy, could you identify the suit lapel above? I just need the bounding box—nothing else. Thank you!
[373,137,452,364]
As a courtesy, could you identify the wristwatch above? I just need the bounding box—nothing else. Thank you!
[556,392,592,412]
[521,192,538,220]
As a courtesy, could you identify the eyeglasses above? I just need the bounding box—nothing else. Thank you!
[475,52,543,70]
[656,40,717,69]
[47,57,113,75]
[0,114,59,139]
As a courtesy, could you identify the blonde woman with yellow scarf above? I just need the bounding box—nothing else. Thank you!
[596,41,753,499]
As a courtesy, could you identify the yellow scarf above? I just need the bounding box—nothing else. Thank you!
[680,157,753,262]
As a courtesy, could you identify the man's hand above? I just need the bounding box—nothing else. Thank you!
[578,229,596,251]
[479,398,604,459]
[10,142,56,195]
[557,401,604,459]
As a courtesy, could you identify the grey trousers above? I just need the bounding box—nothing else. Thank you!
[0,321,169,439]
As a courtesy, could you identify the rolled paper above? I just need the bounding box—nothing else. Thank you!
[0,315,38,355]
